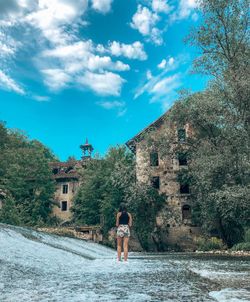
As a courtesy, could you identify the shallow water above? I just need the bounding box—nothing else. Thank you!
[0,223,249,302]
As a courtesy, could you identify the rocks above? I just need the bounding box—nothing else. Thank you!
[195,250,250,257]
[36,227,103,242]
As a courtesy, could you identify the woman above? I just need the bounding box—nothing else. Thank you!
[116,203,132,262]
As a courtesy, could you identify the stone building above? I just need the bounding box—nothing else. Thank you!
[50,139,94,222]
[126,111,201,250]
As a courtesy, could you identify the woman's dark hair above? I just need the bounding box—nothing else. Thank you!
[119,203,127,213]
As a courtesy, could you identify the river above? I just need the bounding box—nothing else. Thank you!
[0,223,249,302]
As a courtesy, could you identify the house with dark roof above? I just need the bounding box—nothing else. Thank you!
[50,139,94,222]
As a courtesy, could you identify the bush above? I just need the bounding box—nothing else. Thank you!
[244,228,250,242]
[196,236,225,251]
[231,242,250,251]
[231,229,250,251]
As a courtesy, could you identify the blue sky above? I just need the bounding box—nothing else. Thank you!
[0,0,207,160]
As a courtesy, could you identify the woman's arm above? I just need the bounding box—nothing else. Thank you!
[128,213,132,227]
[116,212,121,227]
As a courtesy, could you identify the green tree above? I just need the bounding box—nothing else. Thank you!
[156,0,250,247]
[0,123,57,226]
[71,145,165,250]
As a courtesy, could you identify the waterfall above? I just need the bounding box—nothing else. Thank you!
[0,223,249,302]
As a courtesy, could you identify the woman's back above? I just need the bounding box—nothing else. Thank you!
[118,211,130,225]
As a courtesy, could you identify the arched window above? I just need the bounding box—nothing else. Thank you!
[182,204,191,220]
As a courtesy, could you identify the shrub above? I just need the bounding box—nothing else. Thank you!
[231,229,250,251]
[196,236,225,251]
[231,242,250,251]
[244,228,250,242]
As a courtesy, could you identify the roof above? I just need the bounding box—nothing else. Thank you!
[49,160,79,168]
[49,160,81,180]
[126,110,171,152]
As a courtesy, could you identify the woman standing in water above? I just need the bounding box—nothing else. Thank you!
[116,203,132,262]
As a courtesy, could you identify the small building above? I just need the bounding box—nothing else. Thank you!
[50,139,94,222]
[126,111,200,250]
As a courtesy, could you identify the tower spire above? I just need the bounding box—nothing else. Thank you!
[80,138,94,160]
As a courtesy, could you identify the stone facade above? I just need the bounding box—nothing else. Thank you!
[50,160,82,221]
[126,112,201,250]
[50,140,93,223]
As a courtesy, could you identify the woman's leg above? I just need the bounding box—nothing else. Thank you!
[117,237,122,261]
[123,237,129,261]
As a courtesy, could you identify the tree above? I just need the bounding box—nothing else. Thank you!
[0,123,57,226]
[155,0,250,247]
[71,145,165,250]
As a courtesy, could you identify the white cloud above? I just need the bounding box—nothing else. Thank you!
[41,69,71,91]
[0,0,142,97]
[32,95,50,102]
[136,71,182,106]
[97,99,127,116]
[0,70,25,95]
[134,55,185,103]
[179,0,198,18]
[91,0,113,14]
[146,70,152,80]
[171,0,198,21]
[25,0,88,46]
[77,71,125,96]
[97,100,125,109]
[131,5,158,35]
[158,59,167,69]
[130,5,163,45]
[157,57,174,69]
[152,0,171,13]
[40,40,129,93]
[0,41,15,57]
[151,74,180,95]
[42,41,93,58]
[108,41,147,60]
[42,41,130,72]
[168,57,174,66]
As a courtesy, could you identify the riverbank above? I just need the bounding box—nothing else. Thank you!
[195,250,250,257]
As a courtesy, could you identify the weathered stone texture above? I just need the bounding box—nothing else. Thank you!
[126,114,201,250]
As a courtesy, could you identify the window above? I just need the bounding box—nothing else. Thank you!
[151,176,160,189]
[150,152,159,166]
[52,168,59,175]
[178,153,188,166]
[178,129,186,142]
[182,205,191,220]
[180,184,190,194]
[61,201,67,211]
[62,184,68,194]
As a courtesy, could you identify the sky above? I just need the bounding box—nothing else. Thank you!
[0,0,207,161]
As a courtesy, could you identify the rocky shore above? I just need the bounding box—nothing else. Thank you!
[195,250,250,257]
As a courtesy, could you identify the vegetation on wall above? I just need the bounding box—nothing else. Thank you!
[0,122,58,227]
[154,0,250,247]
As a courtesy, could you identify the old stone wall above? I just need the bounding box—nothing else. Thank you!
[52,180,80,221]
[133,122,201,251]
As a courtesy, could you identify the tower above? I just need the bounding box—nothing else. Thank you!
[80,138,94,159]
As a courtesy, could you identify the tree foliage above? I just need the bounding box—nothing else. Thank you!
[156,0,250,247]
[0,122,58,226]
[71,146,165,250]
